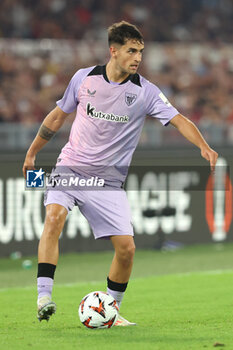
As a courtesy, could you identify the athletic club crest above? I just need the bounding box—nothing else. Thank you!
[125,93,137,106]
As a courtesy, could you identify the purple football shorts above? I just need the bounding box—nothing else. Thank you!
[44,169,134,240]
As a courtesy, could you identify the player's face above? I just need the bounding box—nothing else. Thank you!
[112,39,144,75]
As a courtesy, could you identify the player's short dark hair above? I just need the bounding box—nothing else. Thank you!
[108,21,144,46]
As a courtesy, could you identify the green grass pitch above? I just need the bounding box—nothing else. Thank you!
[0,243,233,350]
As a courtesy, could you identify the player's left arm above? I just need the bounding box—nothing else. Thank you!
[170,114,218,171]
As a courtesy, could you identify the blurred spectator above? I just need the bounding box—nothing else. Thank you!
[0,0,232,43]
[0,41,232,127]
[0,0,232,137]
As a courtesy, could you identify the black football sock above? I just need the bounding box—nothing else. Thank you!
[107,277,128,309]
[37,263,56,300]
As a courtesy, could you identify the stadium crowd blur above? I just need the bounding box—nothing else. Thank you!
[0,0,233,143]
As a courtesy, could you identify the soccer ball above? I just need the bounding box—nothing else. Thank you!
[78,291,119,329]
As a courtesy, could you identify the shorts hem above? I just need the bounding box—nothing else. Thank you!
[95,232,134,240]
[44,200,70,213]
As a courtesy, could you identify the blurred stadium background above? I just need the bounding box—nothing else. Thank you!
[0,0,232,258]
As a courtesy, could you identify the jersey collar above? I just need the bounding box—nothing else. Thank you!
[103,65,133,85]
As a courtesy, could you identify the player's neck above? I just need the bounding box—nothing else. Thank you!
[106,61,130,83]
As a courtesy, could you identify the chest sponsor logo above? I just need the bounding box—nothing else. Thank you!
[86,102,129,123]
[125,92,137,106]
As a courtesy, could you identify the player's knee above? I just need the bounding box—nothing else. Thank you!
[46,205,66,223]
[46,213,63,226]
[44,209,66,235]
[117,242,135,266]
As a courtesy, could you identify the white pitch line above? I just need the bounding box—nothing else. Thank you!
[1,269,233,292]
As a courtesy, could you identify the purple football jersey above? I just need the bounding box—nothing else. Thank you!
[56,65,179,183]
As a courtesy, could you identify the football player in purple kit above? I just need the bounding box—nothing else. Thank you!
[22,21,218,325]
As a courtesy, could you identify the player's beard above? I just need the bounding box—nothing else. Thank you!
[127,64,139,74]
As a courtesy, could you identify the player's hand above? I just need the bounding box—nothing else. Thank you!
[22,153,36,179]
[200,145,218,172]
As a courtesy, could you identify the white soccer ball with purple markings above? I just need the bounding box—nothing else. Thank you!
[78,291,119,329]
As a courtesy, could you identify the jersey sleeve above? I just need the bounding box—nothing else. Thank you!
[144,80,179,126]
[56,67,94,113]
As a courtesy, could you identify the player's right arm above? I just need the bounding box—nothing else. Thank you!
[22,106,69,178]
[22,67,93,178]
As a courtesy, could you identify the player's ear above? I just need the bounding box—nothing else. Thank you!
[109,44,119,58]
